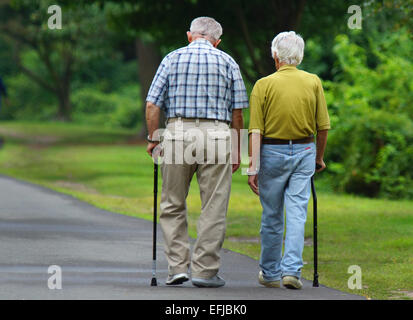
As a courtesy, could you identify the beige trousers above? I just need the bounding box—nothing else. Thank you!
[159,119,232,279]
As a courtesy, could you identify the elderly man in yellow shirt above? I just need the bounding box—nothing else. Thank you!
[247,31,330,290]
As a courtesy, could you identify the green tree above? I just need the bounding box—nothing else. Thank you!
[102,0,356,82]
[82,0,356,136]
[0,0,112,120]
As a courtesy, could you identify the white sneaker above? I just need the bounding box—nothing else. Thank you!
[166,273,189,285]
[191,275,225,288]
[282,276,303,289]
[258,271,281,288]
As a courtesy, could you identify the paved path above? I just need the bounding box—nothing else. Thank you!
[0,175,364,300]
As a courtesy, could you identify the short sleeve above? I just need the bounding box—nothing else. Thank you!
[146,56,169,108]
[315,76,331,131]
[231,66,249,110]
[248,80,265,135]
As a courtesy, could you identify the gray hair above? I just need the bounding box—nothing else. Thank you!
[271,31,305,66]
[190,17,223,42]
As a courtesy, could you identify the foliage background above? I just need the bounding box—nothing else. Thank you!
[0,0,412,199]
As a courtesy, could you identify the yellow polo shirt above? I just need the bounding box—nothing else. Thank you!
[248,65,330,139]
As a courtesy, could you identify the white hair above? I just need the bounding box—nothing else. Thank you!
[190,17,223,42]
[271,31,305,66]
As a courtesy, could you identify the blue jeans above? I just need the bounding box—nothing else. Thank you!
[258,142,316,280]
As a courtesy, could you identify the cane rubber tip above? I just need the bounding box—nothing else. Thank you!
[151,278,158,286]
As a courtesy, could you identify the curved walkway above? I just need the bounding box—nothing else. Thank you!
[0,175,364,300]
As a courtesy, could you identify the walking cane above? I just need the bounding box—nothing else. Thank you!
[311,164,321,287]
[150,160,158,287]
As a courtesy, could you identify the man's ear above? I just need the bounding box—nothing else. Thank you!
[187,31,192,43]
[213,39,222,48]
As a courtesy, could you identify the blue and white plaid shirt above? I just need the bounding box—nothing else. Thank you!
[146,39,248,122]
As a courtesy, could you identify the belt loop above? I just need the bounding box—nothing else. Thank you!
[215,120,218,126]
[195,118,200,127]
[175,117,183,131]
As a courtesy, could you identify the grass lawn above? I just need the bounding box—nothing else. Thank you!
[0,121,412,300]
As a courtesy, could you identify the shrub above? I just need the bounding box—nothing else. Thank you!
[327,109,413,199]
[71,85,142,129]
[0,73,57,121]
[324,29,413,199]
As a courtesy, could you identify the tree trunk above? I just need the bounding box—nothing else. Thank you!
[135,38,164,139]
[57,86,72,122]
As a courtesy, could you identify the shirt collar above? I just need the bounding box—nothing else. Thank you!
[189,38,214,47]
[277,65,298,72]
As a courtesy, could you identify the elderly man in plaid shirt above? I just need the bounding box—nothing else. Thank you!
[145,17,248,288]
